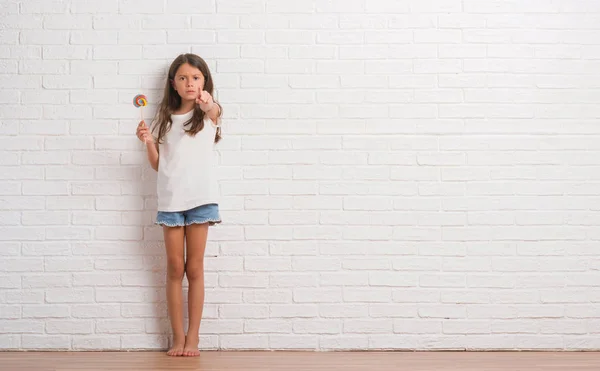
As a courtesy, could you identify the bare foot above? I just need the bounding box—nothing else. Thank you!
[167,335,185,357]
[182,334,200,357]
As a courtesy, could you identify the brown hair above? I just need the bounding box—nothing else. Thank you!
[152,53,222,144]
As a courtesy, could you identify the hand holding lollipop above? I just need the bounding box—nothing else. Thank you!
[136,120,152,144]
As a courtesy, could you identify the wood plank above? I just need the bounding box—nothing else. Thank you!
[1,351,600,371]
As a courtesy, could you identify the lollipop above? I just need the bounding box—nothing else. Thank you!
[133,94,147,121]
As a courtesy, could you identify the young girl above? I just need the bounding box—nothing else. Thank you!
[135,53,223,357]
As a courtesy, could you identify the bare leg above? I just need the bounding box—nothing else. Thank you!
[182,223,209,357]
[163,226,186,356]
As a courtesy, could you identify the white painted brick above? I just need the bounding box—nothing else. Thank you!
[270,335,317,350]
[121,335,168,350]
[43,45,90,59]
[0,196,44,211]
[344,319,393,334]
[21,91,69,107]
[320,335,368,350]
[72,211,121,226]
[268,304,317,319]
[46,289,94,304]
[293,319,341,334]
[319,304,368,318]
[0,182,20,196]
[3,45,42,60]
[46,227,92,241]
[216,0,264,14]
[220,335,268,350]
[46,320,93,334]
[72,304,121,319]
[46,196,95,210]
[369,335,421,349]
[0,275,20,289]
[43,75,92,89]
[444,320,491,335]
[245,319,291,333]
[0,75,41,90]
[339,14,384,29]
[122,303,167,318]
[20,31,69,45]
[516,335,564,350]
[519,305,565,319]
[0,0,18,14]
[0,305,20,319]
[19,0,67,13]
[0,228,45,242]
[0,105,42,119]
[241,15,289,30]
[95,226,142,241]
[91,17,134,31]
[22,274,71,288]
[420,274,465,288]
[4,290,45,304]
[319,272,367,287]
[96,319,146,334]
[394,319,441,334]
[22,335,70,350]
[0,122,19,136]
[23,305,70,319]
[72,336,121,350]
[219,304,268,319]
[72,273,120,287]
[192,14,237,29]
[22,181,68,196]
[0,241,19,256]
[415,29,461,44]
[267,242,316,257]
[219,273,268,288]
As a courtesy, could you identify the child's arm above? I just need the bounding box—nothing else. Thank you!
[206,102,222,125]
[137,120,159,171]
[146,141,159,171]
[197,91,222,125]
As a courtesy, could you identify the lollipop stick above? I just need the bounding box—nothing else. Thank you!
[141,107,147,143]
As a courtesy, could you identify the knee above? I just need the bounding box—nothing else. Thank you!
[185,259,204,281]
[167,258,185,281]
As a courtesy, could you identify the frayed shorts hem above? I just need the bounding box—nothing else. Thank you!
[154,218,222,227]
[155,203,222,228]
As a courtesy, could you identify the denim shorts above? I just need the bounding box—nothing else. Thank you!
[155,203,222,227]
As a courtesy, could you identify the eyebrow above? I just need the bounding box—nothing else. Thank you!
[176,74,202,77]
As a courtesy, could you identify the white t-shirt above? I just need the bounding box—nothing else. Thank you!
[156,110,219,212]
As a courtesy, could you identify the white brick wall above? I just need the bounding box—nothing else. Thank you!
[1,0,600,351]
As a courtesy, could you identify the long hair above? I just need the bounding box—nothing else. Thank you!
[152,53,222,144]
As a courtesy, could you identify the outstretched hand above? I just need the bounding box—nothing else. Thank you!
[196,90,215,113]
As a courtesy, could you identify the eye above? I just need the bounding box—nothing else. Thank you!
[194,76,200,80]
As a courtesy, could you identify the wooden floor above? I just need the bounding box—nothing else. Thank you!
[1,351,600,371]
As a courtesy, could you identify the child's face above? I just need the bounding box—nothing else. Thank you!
[172,63,205,102]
